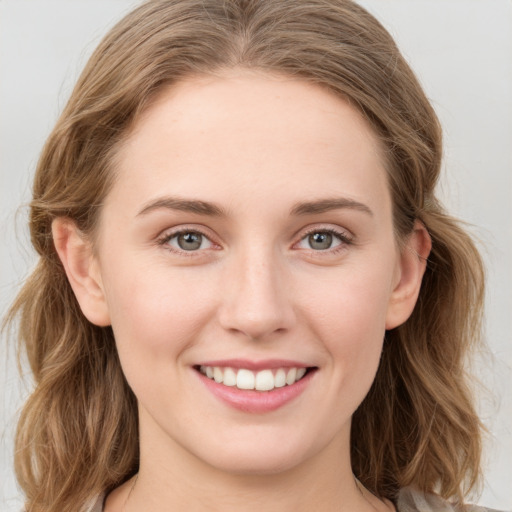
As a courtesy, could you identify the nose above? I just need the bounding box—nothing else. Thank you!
[218,247,296,340]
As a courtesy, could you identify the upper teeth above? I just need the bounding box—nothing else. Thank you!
[200,366,307,391]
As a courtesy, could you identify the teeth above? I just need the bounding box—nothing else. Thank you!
[296,367,307,380]
[237,369,255,390]
[285,367,297,385]
[213,367,223,383]
[255,369,274,391]
[199,365,309,391]
[223,367,237,386]
[274,368,286,388]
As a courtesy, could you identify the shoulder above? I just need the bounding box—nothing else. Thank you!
[397,487,507,512]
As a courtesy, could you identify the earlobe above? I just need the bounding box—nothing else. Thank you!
[52,218,111,327]
[385,221,432,330]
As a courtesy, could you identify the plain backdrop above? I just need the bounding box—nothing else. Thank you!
[1,1,511,511]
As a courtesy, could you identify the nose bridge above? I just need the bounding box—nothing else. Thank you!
[219,242,294,339]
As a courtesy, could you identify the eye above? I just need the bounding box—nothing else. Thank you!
[296,229,350,251]
[162,230,214,252]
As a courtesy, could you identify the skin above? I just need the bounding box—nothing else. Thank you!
[53,70,430,512]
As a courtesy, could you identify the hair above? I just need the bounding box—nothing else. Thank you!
[6,1,485,511]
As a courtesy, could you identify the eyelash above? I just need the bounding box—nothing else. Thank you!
[157,227,216,257]
[297,227,353,254]
[156,226,353,256]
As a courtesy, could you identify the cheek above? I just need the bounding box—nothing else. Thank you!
[101,261,217,374]
[300,262,395,381]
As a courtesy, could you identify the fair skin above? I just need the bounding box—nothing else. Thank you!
[53,71,430,512]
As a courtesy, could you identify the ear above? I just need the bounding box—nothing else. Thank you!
[52,218,111,326]
[385,221,432,330]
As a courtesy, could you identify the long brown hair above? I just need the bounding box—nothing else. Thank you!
[6,1,485,510]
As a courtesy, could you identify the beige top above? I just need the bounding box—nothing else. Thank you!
[86,488,505,512]
[396,488,504,512]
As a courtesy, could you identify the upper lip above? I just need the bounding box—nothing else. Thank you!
[194,359,313,371]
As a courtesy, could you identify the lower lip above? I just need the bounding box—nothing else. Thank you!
[196,370,315,413]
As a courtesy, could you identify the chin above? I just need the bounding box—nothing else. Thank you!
[204,448,307,476]
[184,426,328,477]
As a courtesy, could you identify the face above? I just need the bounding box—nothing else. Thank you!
[68,71,424,477]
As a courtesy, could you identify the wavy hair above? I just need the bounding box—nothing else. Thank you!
[6,1,485,510]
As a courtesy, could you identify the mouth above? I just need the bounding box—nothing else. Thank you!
[193,359,318,413]
[194,362,317,413]
[194,364,316,392]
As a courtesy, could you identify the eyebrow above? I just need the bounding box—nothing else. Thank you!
[137,197,226,217]
[137,195,373,218]
[290,198,373,217]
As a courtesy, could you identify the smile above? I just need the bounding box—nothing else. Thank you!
[198,365,308,391]
[195,363,317,413]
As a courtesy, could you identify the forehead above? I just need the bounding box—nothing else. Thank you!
[109,71,390,218]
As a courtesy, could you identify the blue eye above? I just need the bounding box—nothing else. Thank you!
[296,229,348,251]
[308,232,336,250]
[164,231,213,251]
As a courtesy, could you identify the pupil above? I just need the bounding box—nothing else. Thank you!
[309,232,332,250]
[178,232,202,250]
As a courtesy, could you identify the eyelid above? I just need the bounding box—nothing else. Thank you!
[293,225,354,251]
[155,223,353,256]
[156,225,221,254]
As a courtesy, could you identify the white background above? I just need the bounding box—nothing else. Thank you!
[1,1,511,510]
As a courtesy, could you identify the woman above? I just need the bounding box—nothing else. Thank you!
[6,0,498,511]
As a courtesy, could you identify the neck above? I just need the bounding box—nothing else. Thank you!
[115,420,387,512]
